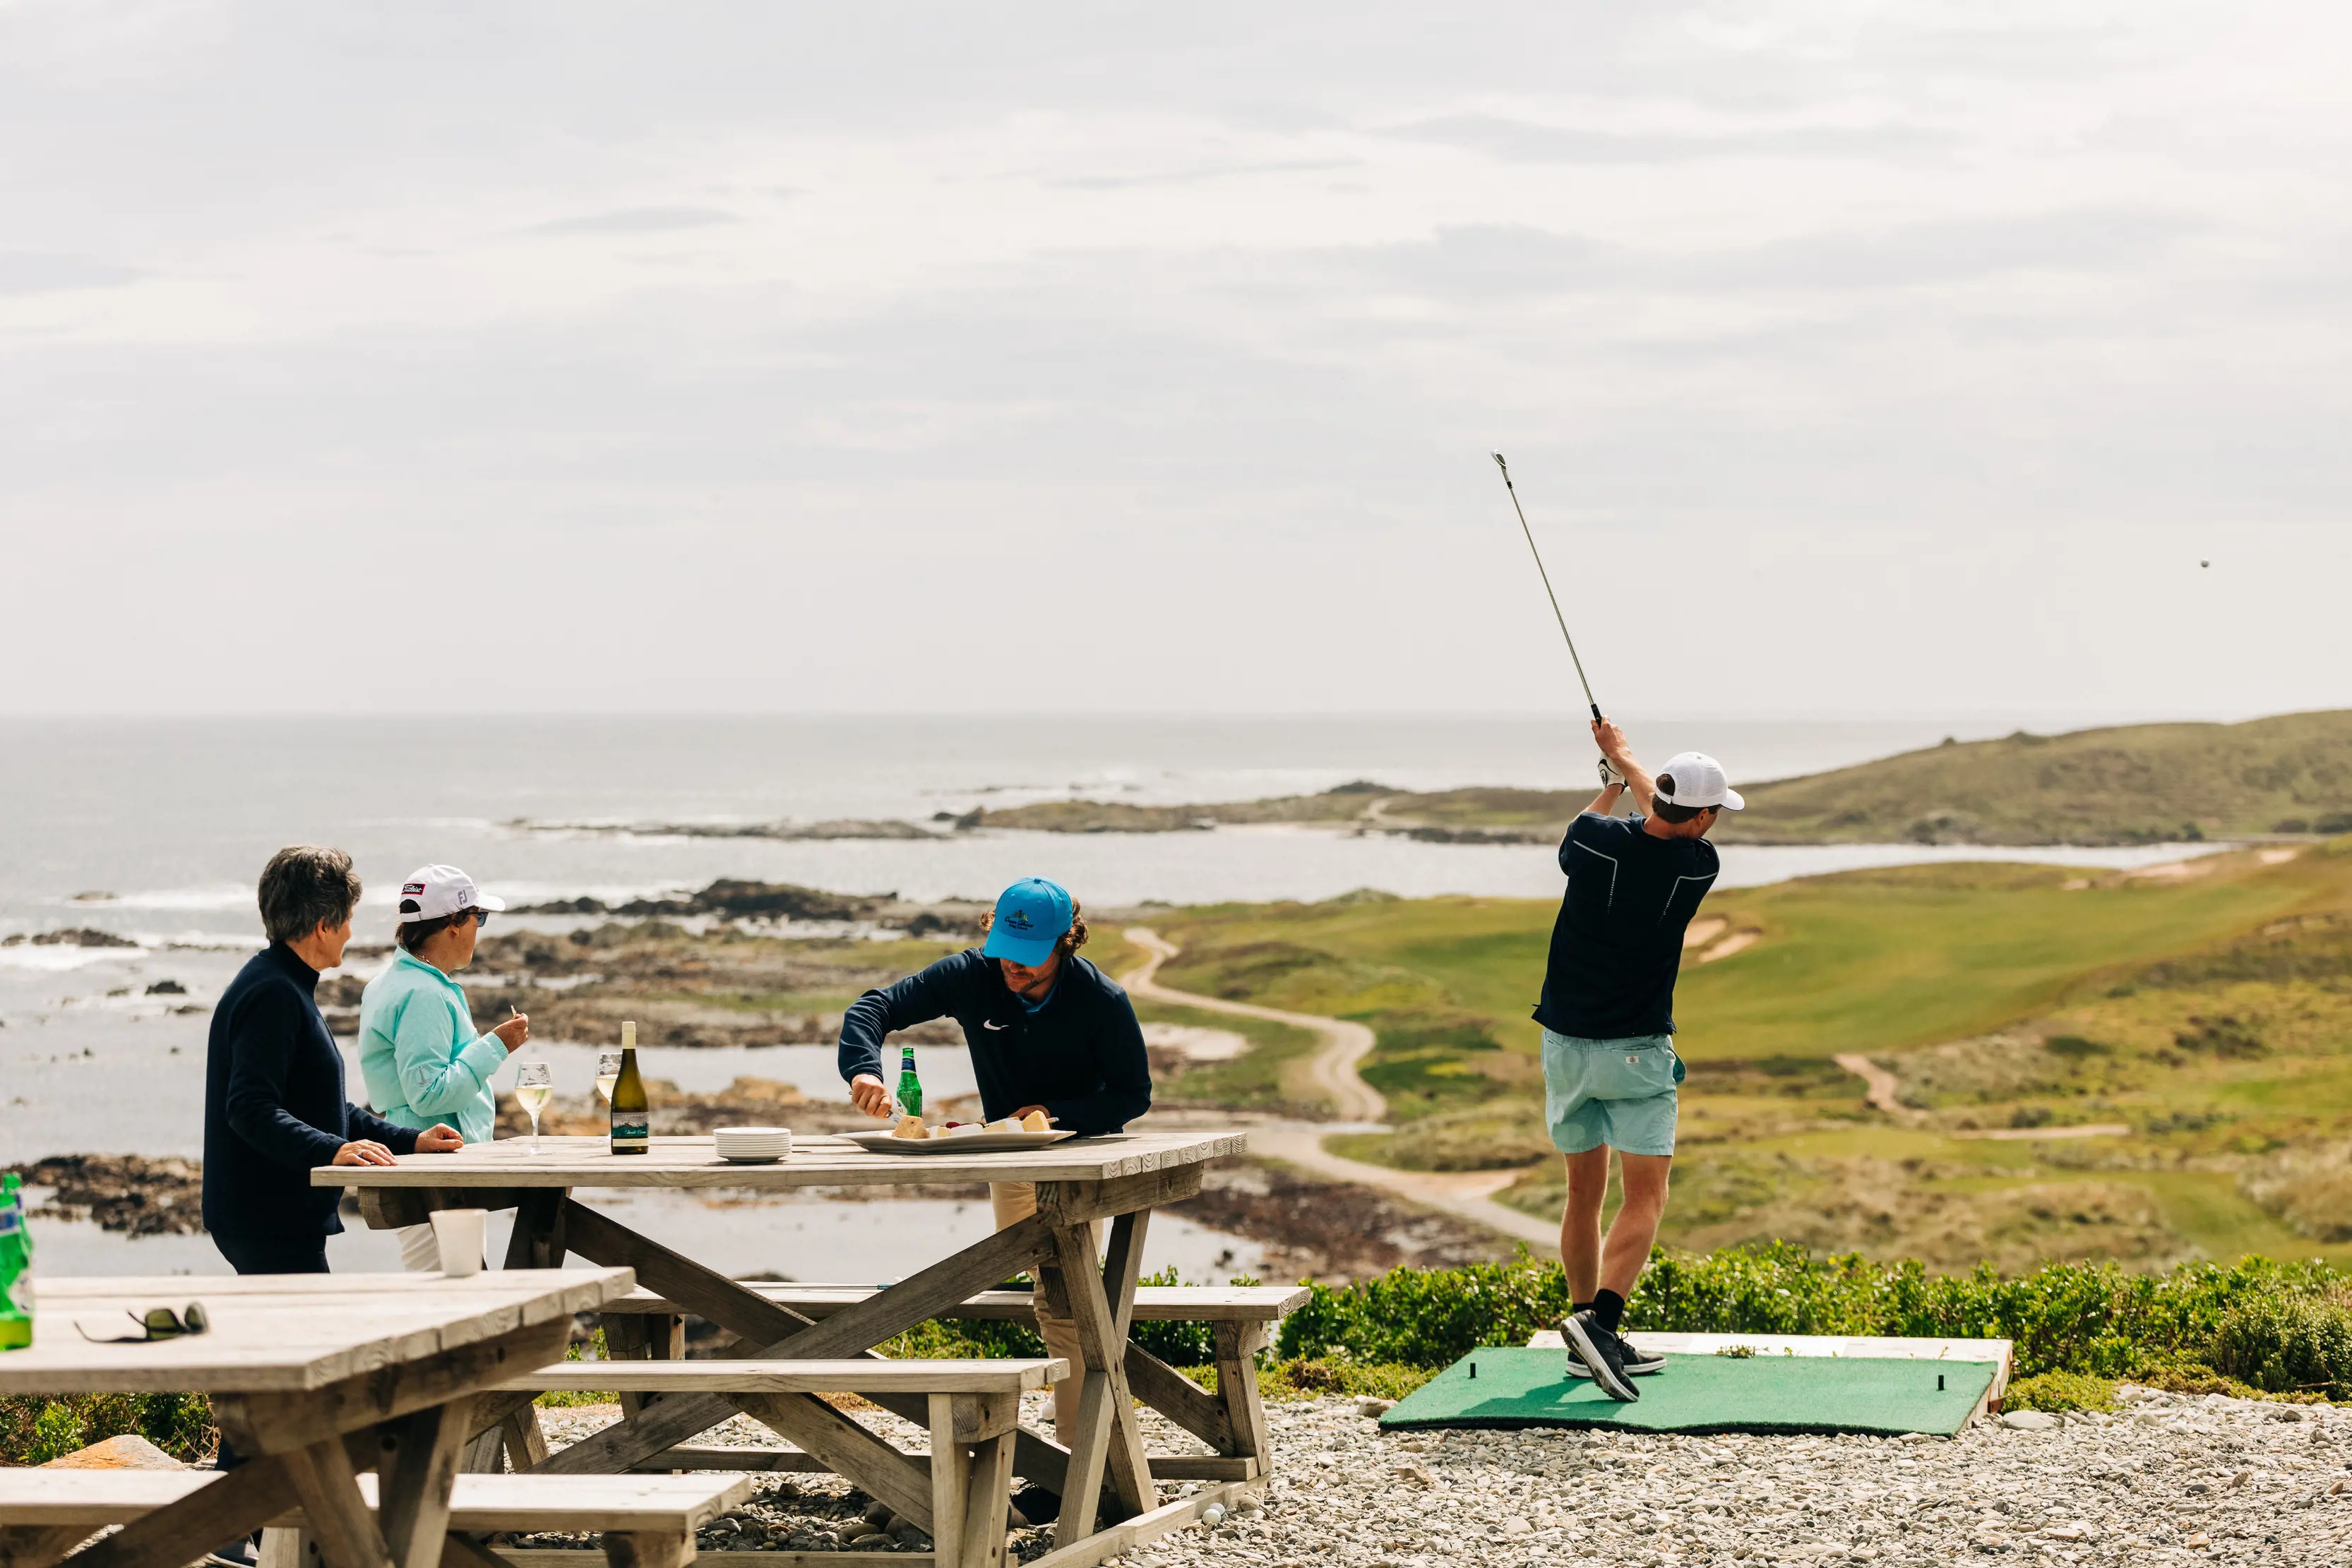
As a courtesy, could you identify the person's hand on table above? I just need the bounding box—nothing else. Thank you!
[414,1124,464,1153]
[332,1139,398,1166]
[491,1010,530,1051]
[849,1073,895,1117]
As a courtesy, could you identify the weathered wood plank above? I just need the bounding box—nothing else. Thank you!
[565,1202,811,1349]
[60,1453,304,1568]
[957,1432,1014,1568]
[378,1396,476,1568]
[491,1556,921,1568]
[597,1532,691,1568]
[1029,1166,1202,1227]
[727,1393,934,1532]
[764,1217,1056,1362]
[0,1524,92,1568]
[217,1320,571,1456]
[599,1283,1306,1322]
[0,1273,632,1398]
[926,1396,969,1568]
[285,1437,396,1568]
[1212,1322,1272,1464]
[1020,1480,1261,1568]
[1120,1346,1231,1454]
[503,1191,570,1271]
[314,1133,1248,1192]
[503,1360,1065,1396]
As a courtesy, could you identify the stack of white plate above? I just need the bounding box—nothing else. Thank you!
[714,1126,792,1163]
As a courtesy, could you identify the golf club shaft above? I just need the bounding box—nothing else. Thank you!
[1491,453,1602,721]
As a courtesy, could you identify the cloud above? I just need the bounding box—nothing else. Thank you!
[523,206,738,236]
[1388,112,1954,164]
[0,253,141,295]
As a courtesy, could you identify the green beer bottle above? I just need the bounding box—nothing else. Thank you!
[895,1046,923,1120]
[0,1172,32,1350]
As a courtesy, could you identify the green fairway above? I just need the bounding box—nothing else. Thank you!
[1158,845,2346,1067]
[1152,838,2352,1271]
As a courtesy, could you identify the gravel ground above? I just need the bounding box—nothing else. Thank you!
[537,1381,2352,1566]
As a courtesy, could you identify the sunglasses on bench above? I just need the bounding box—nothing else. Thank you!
[76,1303,210,1343]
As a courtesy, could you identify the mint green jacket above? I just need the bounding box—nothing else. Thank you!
[357,949,507,1143]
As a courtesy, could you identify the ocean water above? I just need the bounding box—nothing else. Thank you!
[0,713,2209,1276]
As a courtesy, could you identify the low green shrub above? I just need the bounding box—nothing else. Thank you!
[1277,1241,2350,1386]
[2207,1288,2352,1400]
[0,1392,215,1466]
[2003,1371,2117,1413]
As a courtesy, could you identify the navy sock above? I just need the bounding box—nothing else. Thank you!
[1591,1290,1626,1334]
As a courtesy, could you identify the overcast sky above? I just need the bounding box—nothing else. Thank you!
[2,1,2346,720]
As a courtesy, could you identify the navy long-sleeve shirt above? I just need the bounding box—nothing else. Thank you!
[837,950,1152,1135]
[202,942,418,1239]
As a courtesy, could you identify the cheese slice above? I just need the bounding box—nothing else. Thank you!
[1020,1109,1052,1133]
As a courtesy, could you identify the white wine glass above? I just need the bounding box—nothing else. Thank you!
[515,1061,553,1156]
[595,1051,623,1107]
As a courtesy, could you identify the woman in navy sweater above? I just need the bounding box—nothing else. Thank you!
[201,846,464,1275]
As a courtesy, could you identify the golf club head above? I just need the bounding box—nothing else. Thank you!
[1491,452,1510,480]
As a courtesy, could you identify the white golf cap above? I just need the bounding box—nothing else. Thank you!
[1654,752,1745,812]
[395,864,508,923]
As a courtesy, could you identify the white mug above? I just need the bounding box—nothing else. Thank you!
[429,1207,488,1278]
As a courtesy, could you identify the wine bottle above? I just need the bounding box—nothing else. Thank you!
[895,1045,923,1119]
[610,1021,650,1156]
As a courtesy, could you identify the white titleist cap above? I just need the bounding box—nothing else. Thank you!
[395,864,508,923]
[1654,752,1745,812]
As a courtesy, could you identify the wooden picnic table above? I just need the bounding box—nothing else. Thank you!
[316,1130,1249,1554]
[0,1269,632,1568]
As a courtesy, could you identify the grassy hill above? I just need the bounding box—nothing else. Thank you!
[1727,710,2352,845]
[1140,836,2352,1272]
[977,710,2352,846]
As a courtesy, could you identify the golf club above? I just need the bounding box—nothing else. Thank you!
[1491,452,1602,722]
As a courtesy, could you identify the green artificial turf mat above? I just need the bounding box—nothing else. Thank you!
[1380,1348,1995,1436]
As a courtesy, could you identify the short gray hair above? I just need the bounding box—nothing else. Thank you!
[258,846,362,945]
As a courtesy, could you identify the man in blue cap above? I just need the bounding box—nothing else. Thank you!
[837,875,1151,1515]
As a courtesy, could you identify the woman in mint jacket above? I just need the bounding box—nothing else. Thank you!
[358,863,529,1269]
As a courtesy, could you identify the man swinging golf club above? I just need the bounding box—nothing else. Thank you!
[1543,719,1742,1401]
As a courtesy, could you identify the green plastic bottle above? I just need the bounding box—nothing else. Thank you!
[895,1046,923,1120]
[0,1173,32,1351]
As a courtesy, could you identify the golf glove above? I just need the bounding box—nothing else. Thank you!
[1597,757,1624,787]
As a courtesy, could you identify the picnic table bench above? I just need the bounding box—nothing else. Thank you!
[594,1283,1307,1483]
[0,1471,751,1568]
[322,1130,1258,1568]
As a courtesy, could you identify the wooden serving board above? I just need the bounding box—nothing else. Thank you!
[842,1129,1076,1156]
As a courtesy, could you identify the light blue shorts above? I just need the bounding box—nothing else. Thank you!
[1541,1029,1684,1157]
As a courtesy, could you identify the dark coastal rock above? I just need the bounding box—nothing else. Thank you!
[509,878,986,942]
[1,928,139,949]
[13,1154,205,1236]
[144,979,186,995]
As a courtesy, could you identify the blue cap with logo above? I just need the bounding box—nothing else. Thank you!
[981,876,1075,966]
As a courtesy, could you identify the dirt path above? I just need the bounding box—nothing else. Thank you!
[1834,1051,2132,1139]
[1122,928,1558,1249]
[1122,927,1386,1122]
[1833,1052,1908,1115]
